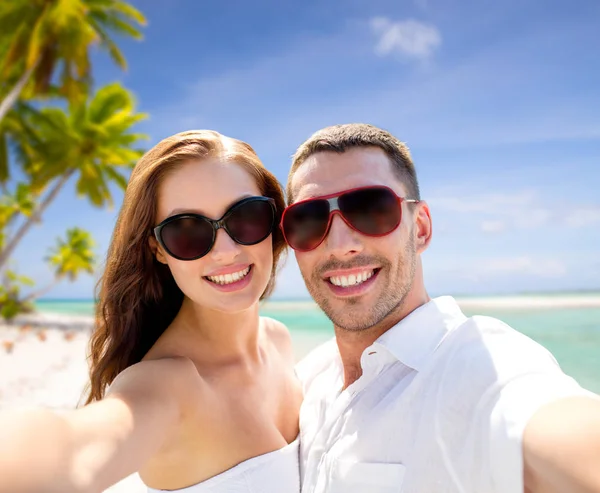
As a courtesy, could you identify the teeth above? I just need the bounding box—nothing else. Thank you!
[207,267,250,285]
[329,270,374,287]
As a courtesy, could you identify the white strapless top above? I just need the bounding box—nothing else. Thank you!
[146,438,300,493]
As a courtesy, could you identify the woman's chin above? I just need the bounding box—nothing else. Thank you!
[200,287,265,314]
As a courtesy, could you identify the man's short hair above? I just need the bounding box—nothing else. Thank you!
[287,123,420,203]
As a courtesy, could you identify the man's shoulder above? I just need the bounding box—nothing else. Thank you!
[434,314,563,387]
[294,337,338,391]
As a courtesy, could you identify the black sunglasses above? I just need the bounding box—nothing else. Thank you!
[154,196,276,261]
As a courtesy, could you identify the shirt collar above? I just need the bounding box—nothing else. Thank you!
[372,296,467,371]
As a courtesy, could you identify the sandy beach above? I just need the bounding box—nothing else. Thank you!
[0,314,146,492]
[454,293,600,310]
[1,293,599,492]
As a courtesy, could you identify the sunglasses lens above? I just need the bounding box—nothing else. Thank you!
[340,187,400,235]
[159,217,214,260]
[282,199,330,251]
[226,199,275,245]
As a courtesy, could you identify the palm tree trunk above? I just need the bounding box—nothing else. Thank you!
[0,62,37,124]
[0,170,74,270]
[23,279,60,303]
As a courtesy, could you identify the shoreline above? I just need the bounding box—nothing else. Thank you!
[8,293,600,326]
[454,294,600,310]
[1,291,598,342]
[263,294,600,312]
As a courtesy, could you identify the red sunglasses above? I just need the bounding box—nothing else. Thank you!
[280,186,419,252]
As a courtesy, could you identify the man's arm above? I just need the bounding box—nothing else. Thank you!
[523,395,600,493]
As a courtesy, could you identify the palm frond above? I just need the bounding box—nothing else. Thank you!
[106,1,146,25]
[0,2,30,35]
[46,227,96,280]
[76,161,111,207]
[102,164,129,190]
[87,20,127,69]
[88,82,132,122]
[2,0,146,101]
[1,23,29,75]
[89,9,144,39]
[25,4,50,69]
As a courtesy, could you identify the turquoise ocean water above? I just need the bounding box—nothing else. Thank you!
[35,298,600,394]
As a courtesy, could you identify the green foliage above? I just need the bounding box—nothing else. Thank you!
[0,270,34,320]
[0,1,148,319]
[12,82,147,206]
[0,0,146,100]
[0,183,36,248]
[46,227,95,281]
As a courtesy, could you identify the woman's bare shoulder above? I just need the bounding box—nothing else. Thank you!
[107,356,202,413]
[261,316,294,364]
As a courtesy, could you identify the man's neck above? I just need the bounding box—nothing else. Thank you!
[335,289,430,389]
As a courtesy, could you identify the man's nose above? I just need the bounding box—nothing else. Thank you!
[322,213,364,258]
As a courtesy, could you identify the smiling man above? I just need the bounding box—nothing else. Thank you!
[283,123,600,493]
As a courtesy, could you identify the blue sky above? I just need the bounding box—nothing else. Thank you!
[10,0,600,299]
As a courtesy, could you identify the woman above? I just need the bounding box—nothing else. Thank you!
[0,130,303,493]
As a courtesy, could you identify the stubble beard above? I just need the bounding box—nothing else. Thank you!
[302,243,417,332]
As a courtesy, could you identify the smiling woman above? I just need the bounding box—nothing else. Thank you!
[0,130,302,493]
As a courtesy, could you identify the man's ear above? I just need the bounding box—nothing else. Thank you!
[149,236,168,265]
[414,201,432,255]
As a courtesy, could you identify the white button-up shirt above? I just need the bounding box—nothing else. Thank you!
[296,296,592,493]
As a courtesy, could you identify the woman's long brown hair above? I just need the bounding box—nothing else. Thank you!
[84,130,287,404]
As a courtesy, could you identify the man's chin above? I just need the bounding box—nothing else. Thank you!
[331,316,377,332]
[325,301,379,332]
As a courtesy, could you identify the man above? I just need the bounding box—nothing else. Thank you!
[281,123,600,493]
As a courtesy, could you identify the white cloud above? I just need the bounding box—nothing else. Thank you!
[430,188,600,233]
[516,208,551,229]
[428,189,539,215]
[480,256,567,278]
[429,189,554,232]
[480,220,506,233]
[424,254,572,296]
[565,207,600,228]
[429,254,568,278]
[370,17,441,60]
[152,13,600,155]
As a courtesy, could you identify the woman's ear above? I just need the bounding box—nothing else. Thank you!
[149,236,168,265]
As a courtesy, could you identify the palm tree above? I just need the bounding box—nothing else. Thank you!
[0,269,35,319]
[24,227,95,301]
[0,183,36,250]
[0,0,146,123]
[0,81,147,269]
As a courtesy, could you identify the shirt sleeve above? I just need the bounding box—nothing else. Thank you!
[487,370,594,493]
[434,319,596,493]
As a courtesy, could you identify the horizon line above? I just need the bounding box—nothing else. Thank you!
[35,288,600,303]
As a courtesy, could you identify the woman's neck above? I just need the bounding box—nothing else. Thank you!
[168,297,263,364]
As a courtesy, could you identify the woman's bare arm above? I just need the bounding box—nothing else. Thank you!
[0,356,199,493]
